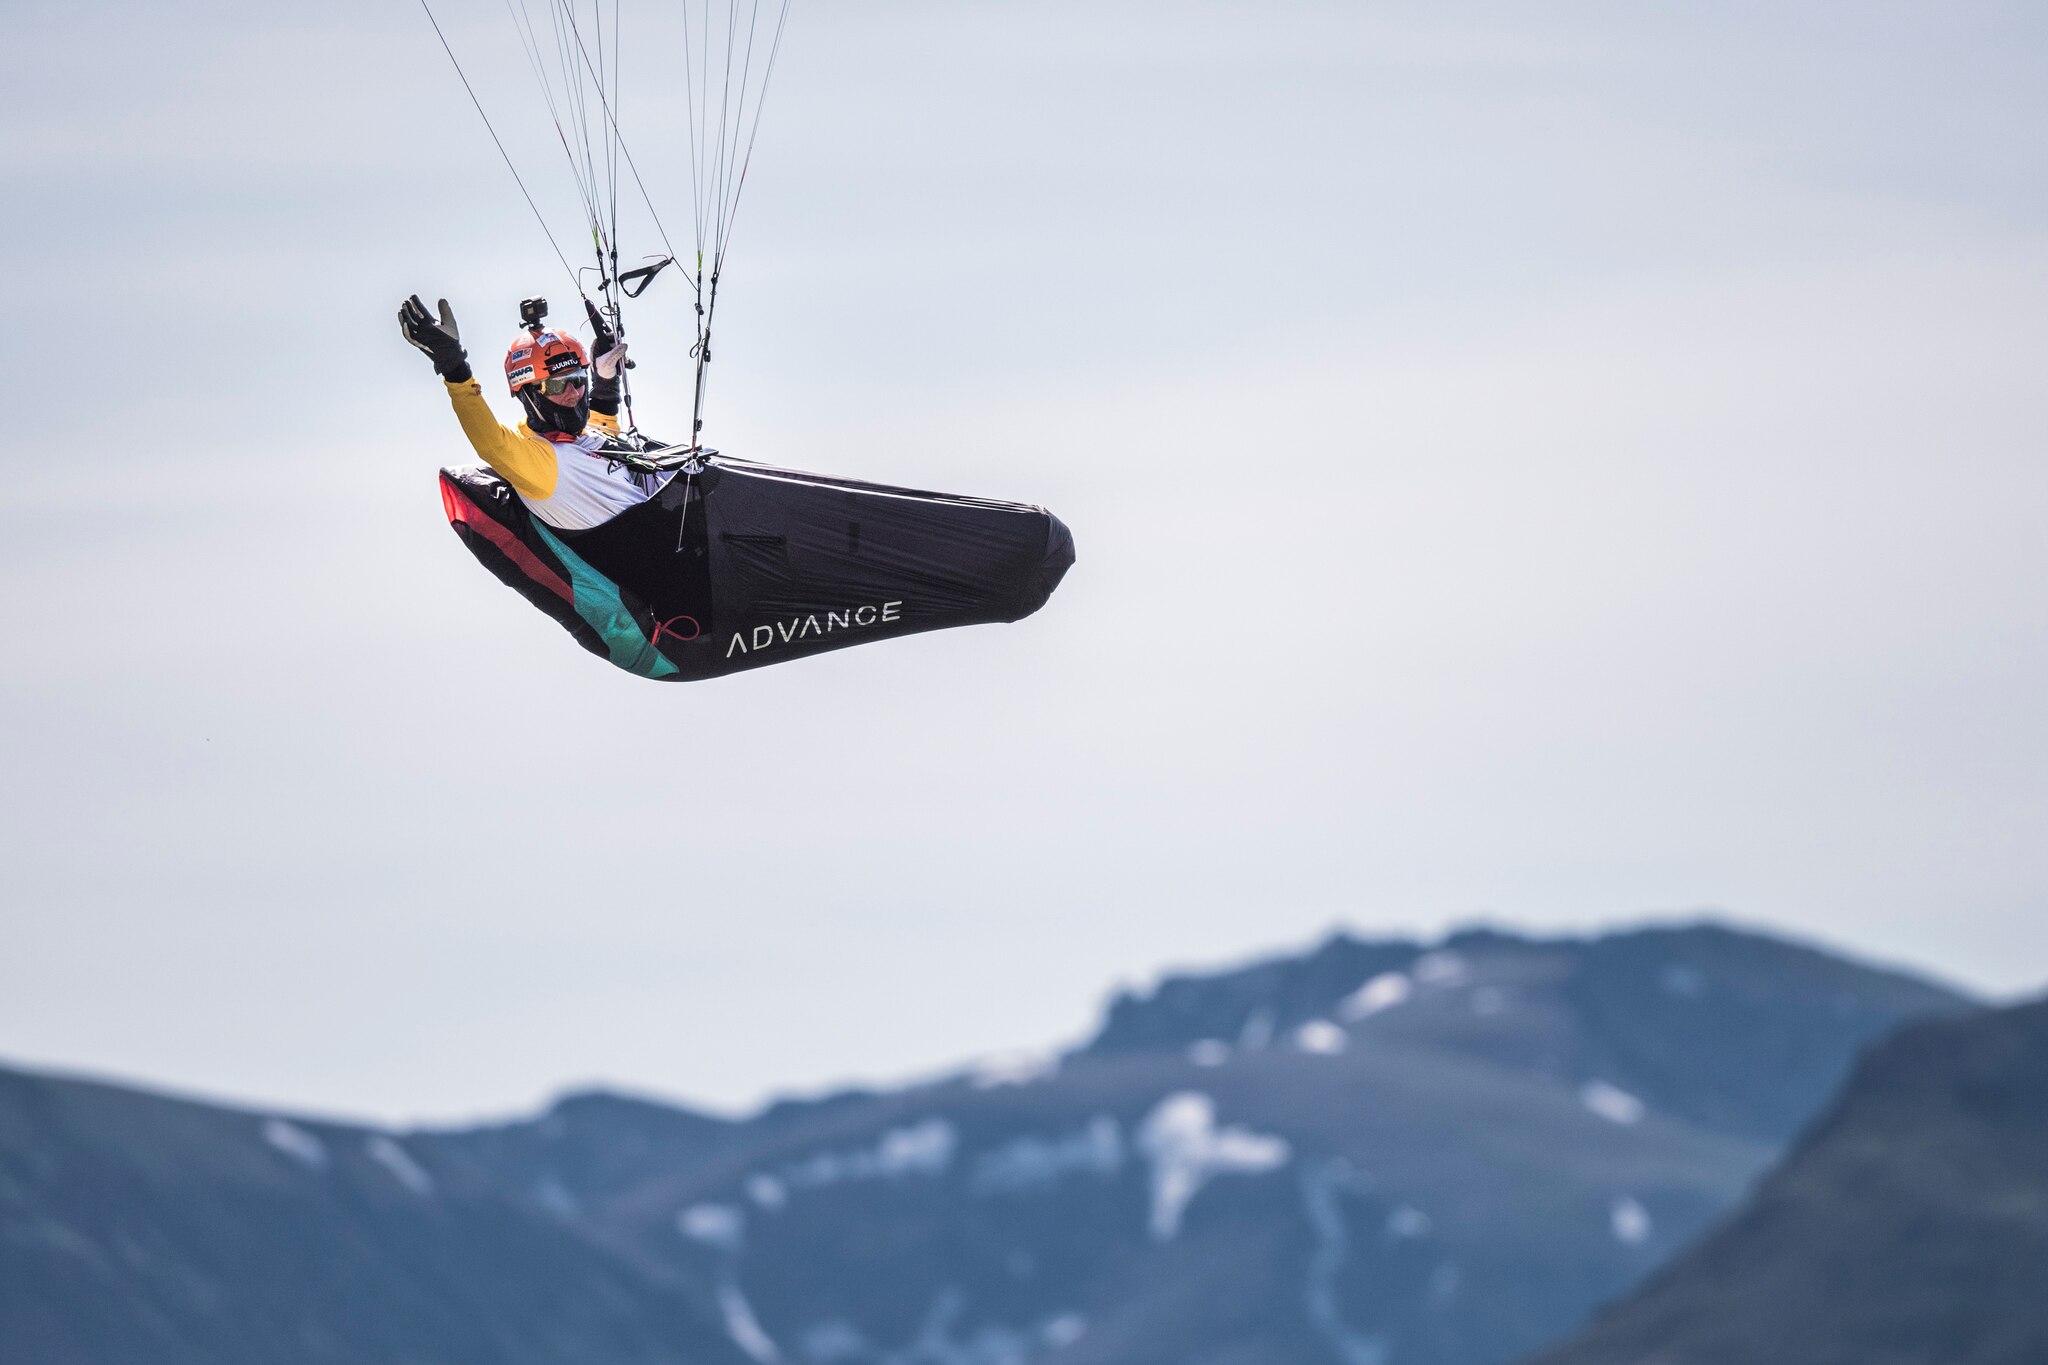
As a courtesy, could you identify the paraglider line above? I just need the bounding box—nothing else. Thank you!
[555,1,681,268]
[716,0,792,266]
[419,0,581,292]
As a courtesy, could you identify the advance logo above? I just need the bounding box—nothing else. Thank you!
[726,601,904,659]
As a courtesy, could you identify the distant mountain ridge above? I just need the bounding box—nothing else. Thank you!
[0,921,1975,1365]
[1527,994,2048,1365]
[1086,922,1961,1140]
[406,921,1972,1365]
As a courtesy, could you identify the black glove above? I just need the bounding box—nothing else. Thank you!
[584,298,629,414]
[585,299,639,372]
[584,298,618,356]
[399,295,472,383]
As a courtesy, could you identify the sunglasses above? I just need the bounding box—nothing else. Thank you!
[540,370,589,395]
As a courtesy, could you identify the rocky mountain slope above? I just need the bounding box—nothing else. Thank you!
[1527,995,2048,1365]
[0,922,1972,1365]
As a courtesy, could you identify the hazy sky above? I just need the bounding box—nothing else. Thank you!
[3,0,2045,1124]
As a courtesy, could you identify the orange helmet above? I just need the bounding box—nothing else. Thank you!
[504,328,590,395]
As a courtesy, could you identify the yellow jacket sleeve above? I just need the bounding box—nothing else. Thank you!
[445,378,559,500]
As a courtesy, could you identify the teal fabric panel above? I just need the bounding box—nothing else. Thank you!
[531,522,680,679]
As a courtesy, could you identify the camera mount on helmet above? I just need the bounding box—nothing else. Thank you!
[519,297,548,332]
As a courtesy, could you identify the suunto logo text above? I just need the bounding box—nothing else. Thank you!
[726,601,903,658]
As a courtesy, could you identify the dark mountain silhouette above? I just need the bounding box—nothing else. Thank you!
[1527,994,2048,1365]
[0,1068,754,1365]
[0,921,1972,1365]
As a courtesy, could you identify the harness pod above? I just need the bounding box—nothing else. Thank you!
[439,454,1074,681]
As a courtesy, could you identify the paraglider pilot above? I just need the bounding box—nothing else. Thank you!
[398,295,668,531]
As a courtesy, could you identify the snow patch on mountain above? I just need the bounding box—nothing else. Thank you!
[261,1118,327,1170]
[972,1117,1123,1194]
[1187,1039,1231,1066]
[804,1288,1060,1365]
[746,1174,788,1210]
[1340,972,1412,1020]
[1413,951,1470,987]
[1386,1206,1433,1239]
[1302,1160,1393,1365]
[784,1118,957,1190]
[1137,1092,1291,1239]
[1580,1080,1647,1125]
[681,1202,746,1251]
[1042,1314,1086,1348]
[1295,1019,1349,1054]
[718,1275,781,1362]
[365,1135,433,1195]
[1610,1196,1653,1245]
[968,1052,1060,1090]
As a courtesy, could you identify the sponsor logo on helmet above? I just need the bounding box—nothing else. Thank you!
[508,364,536,384]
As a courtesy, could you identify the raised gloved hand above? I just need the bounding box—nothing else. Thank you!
[399,295,471,383]
[585,298,632,381]
[594,340,630,380]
